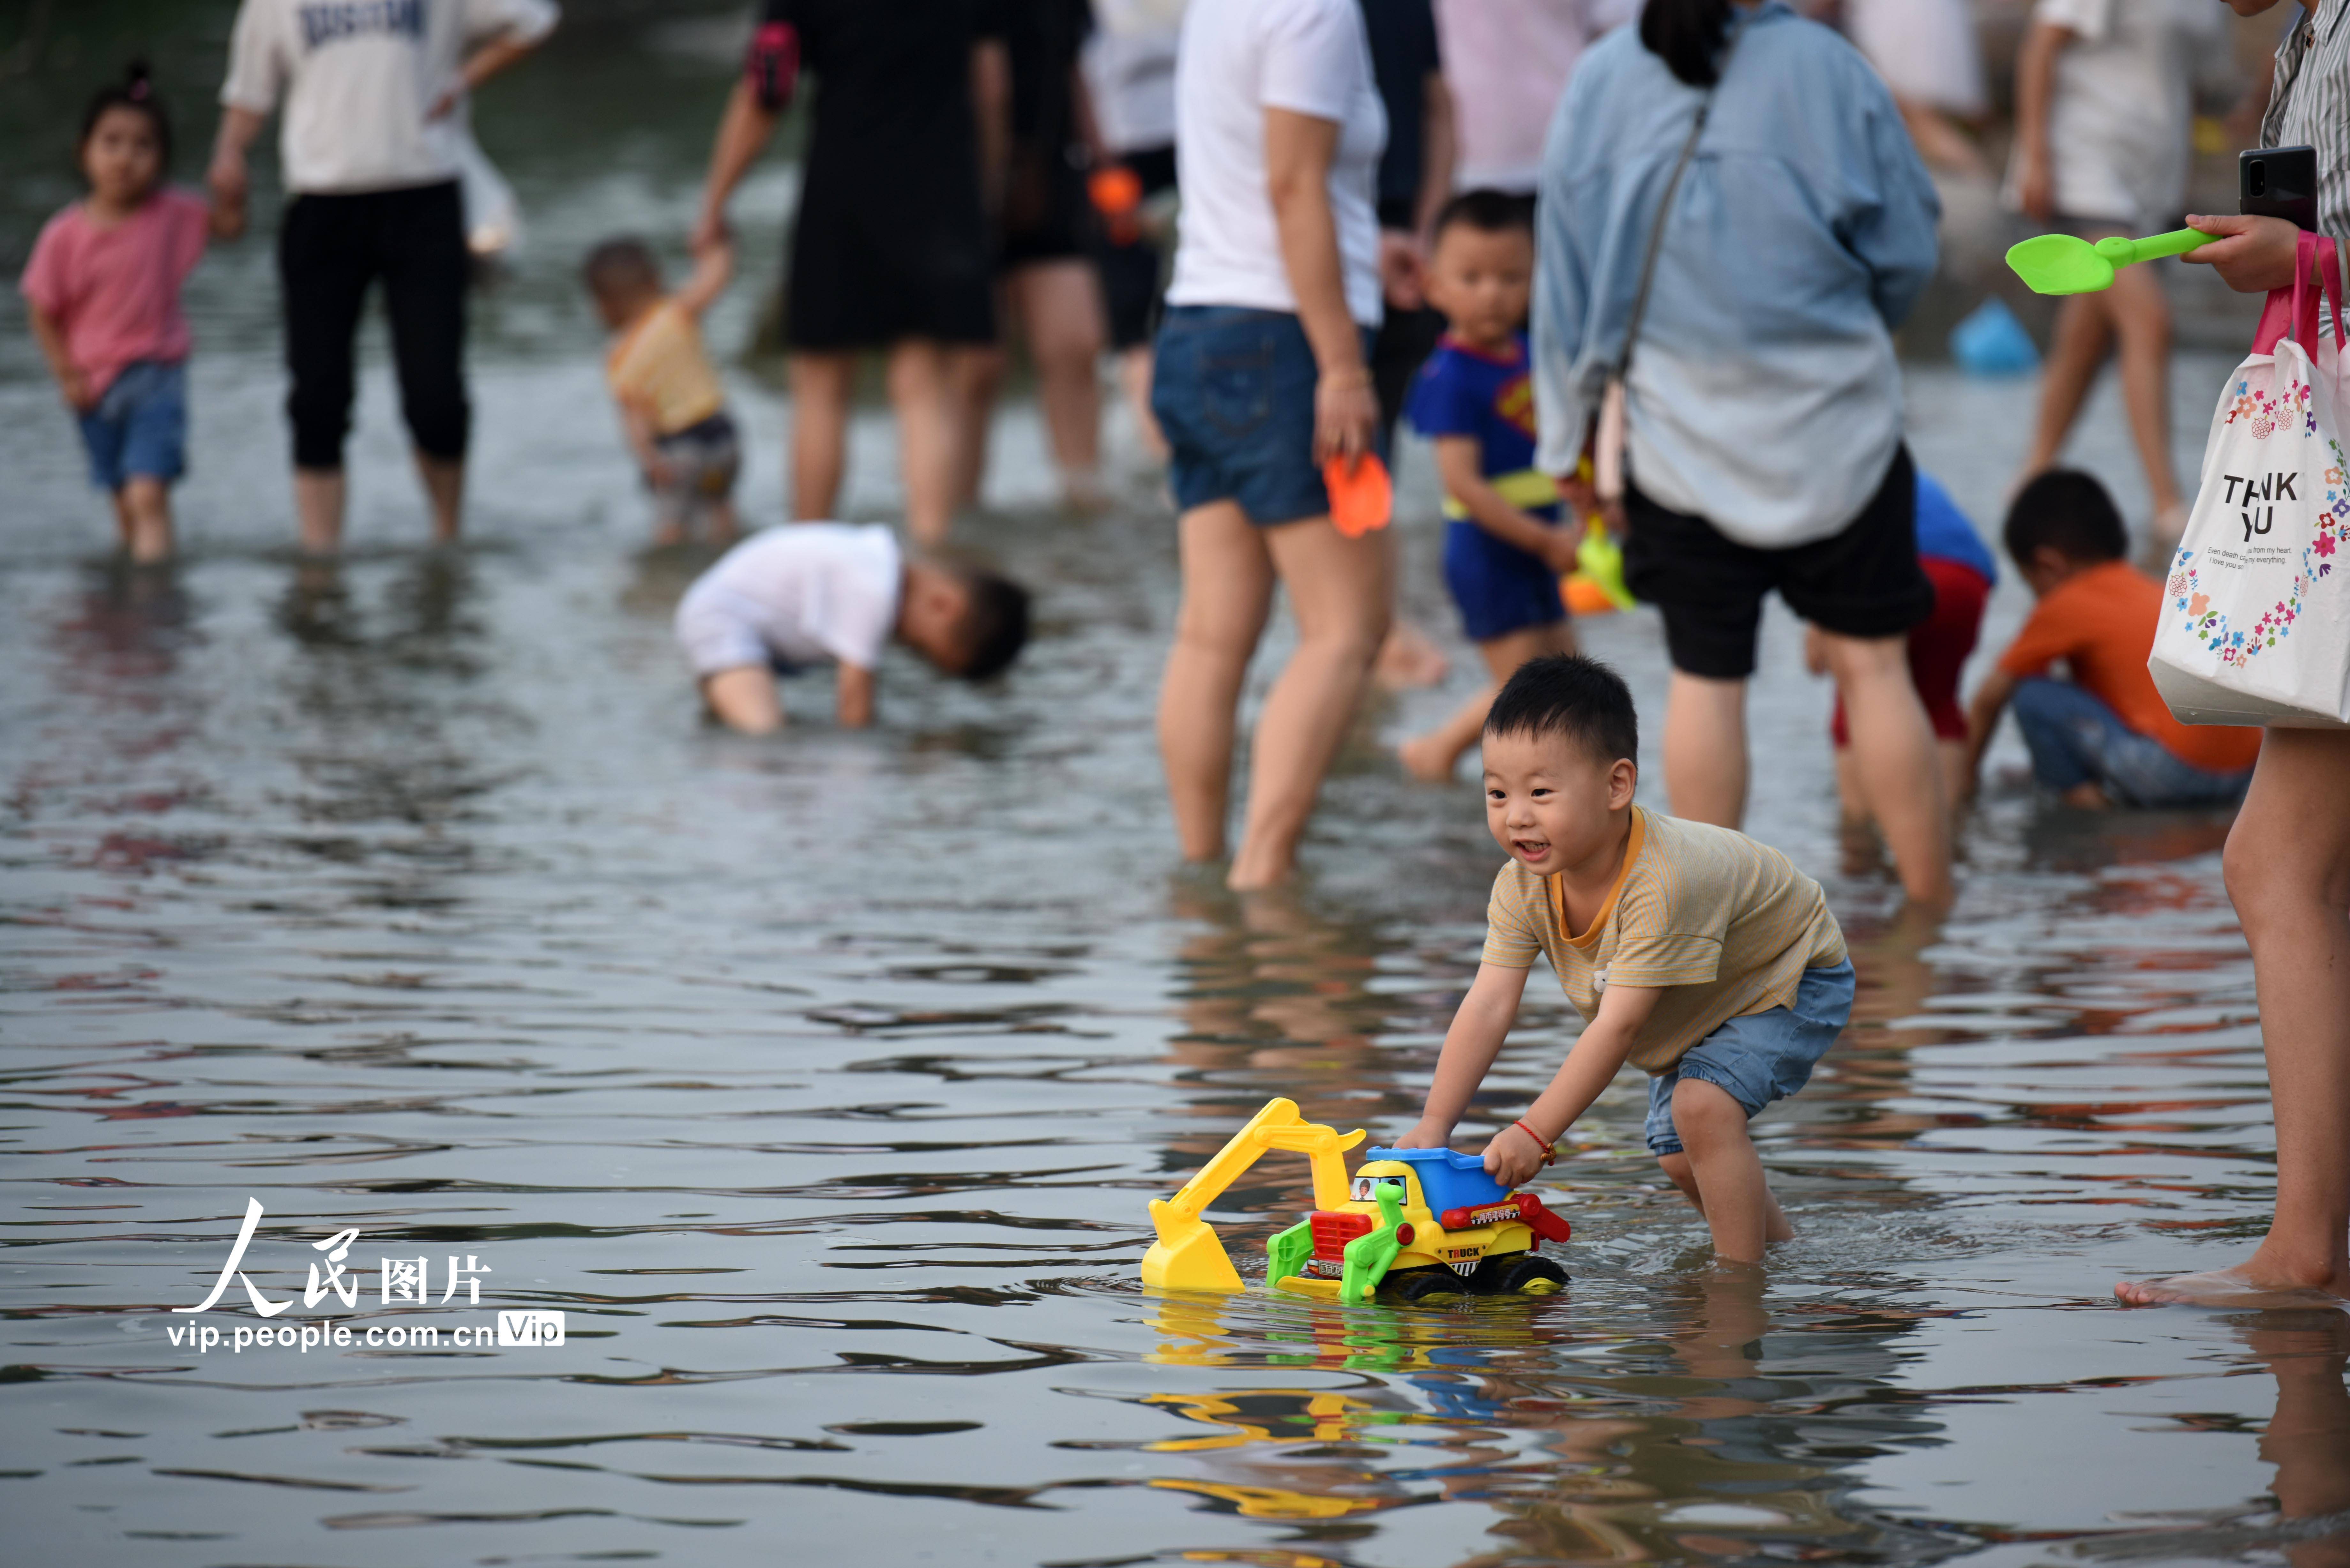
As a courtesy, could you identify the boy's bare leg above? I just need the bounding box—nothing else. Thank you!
[1838,741,1973,831]
[887,339,963,547]
[118,478,175,563]
[1822,631,1955,906]
[415,450,463,543]
[294,467,347,556]
[1157,501,1275,864]
[1831,743,1867,824]
[2019,290,2114,484]
[1118,344,1168,465]
[788,351,855,523]
[2119,730,2350,1308]
[1667,1077,1792,1263]
[1009,259,1107,505]
[945,338,1007,515]
[2108,264,2184,535]
[1228,518,1393,889]
[1664,671,1749,828]
[1399,622,1575,783]
[1939,739,1970,820]
[700,666,783,735]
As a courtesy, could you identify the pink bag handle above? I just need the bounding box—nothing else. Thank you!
[2252,229,2346,356]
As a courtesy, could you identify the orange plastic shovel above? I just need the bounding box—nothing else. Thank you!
[1324,453,1393,538]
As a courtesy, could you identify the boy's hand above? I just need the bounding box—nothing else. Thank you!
[1391,1118,1453,1150]
[1538,528,1582,577]
[1802,624,1829,677]
[57,367,96,414]
[1480,1122,1548,1189]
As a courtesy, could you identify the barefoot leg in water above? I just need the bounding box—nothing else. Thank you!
[2116,730,2350,1308]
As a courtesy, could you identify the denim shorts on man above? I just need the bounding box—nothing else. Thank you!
[1644,958,1855,1156]
[77,358,188,490]
[1151,305,1380,527]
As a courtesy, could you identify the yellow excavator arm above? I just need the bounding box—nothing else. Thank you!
[1141,1097,1365,1292]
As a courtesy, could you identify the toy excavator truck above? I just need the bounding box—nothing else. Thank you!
[1141,1097,1571,1305]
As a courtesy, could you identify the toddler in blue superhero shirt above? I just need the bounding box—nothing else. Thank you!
[1396,191,1581,783]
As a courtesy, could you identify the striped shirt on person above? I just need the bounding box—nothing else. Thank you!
[1480,806,1848,1073]
[2261,0,2350,253]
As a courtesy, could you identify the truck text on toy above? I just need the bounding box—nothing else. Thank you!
[1141,1098,1571,1304]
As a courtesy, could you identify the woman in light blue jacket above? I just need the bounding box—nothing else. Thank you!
[1533,0,1952,903]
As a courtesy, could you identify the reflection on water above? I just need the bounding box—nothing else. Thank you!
[4,4,2348,1564]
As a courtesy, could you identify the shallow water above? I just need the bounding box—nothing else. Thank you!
[6,7,2347,1566]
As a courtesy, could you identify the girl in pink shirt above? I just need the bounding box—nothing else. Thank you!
[19,65,220,564]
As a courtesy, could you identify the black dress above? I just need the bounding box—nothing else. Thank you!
[997,0,1095,268]
[759,0,1001,349]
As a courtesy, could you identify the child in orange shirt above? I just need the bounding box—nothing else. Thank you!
[1965,470,2260,808]
[584,236,738,547]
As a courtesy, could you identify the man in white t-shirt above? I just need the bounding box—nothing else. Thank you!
[672,524,1033,734]
[207,0,560,556]
[2008,0,2237,544]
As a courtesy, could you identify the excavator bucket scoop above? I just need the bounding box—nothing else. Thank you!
[1141,1097,1365,1295]
[1143,1196,1245,1293]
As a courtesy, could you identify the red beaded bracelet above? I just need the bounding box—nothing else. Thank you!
[1511,1119,1558,1166]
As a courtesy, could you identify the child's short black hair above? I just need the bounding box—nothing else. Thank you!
[1484,654,1638,765]
[582,237,662,299]
[2004,469,2127,566]
[81,61,171,176]
[1431,188,1536,245]
[953,569,1031,682]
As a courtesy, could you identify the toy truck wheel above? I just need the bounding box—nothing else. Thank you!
[1386,1267,1470,1304]
[1481,1253,1568,1296]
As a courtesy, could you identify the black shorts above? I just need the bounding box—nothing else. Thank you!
[1622,444,1932,681]
[1091,145,1175,349]
[1001,155,1095,268]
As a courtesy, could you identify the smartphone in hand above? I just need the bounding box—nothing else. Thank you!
[2242,145,2318,232]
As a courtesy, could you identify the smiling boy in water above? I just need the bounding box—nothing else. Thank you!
[1395,655,1854,1262]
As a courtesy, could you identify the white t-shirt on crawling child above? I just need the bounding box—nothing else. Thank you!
[1165,0,1386,328]
[674,524,904,677]
[220,0,560,195]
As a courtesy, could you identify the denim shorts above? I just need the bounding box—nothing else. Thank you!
[1644,959,1855,1156]
[1444,518,1567,642]
[1150,305,1379,526]
[77,359,188,490]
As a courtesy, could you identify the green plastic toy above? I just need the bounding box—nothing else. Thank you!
[2005,227,2209,296]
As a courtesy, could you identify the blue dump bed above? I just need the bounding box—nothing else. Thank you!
[1361,1146,1509,1213]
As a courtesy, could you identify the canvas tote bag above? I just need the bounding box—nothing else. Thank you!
[2149,230,2350,728]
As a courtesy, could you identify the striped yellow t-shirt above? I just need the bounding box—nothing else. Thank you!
[1480,806,1847,1073]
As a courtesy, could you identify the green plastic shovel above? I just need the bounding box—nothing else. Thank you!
[2005,227,2210,295]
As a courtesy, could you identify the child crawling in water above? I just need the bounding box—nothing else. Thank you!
[674,523,1030,734]
[1395,655,1853,1262]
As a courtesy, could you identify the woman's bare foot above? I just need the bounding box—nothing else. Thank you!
[1397,733,1461,783]
[2116,1263,2350,1310]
